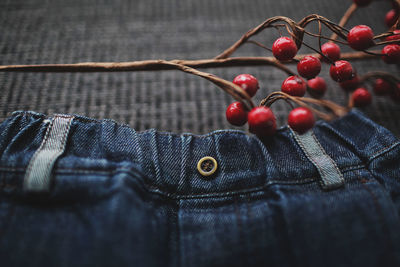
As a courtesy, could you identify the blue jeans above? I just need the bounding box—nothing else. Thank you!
[0,110,399,267]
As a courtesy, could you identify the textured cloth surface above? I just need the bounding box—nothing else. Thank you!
[0,0,399,135]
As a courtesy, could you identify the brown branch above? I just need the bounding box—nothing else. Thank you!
[0,50,379,74]
[260,91,349,121]
[330,3,357,41]
[2,59,256,110]
[215,13,357,61]
[150,61,256,111]
[214,16,304,59]
[359,71,400,84]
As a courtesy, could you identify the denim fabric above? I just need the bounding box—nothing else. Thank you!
[0,110,399,267]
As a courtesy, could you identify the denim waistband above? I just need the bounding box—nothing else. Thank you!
[0,110,399,198]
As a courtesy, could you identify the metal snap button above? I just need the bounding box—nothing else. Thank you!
[197,156,218,176]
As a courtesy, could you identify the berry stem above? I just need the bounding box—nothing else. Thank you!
[247,40,273,52]
[360,71,400,85]
[155,61,257,111]
[303,30,349,45]
[260,91,348,121]
[330,3,358,41]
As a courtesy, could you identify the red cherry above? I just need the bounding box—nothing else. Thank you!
[307,77,327,98]
[339,75,360,92]
[385,30,400,43]
[329,60,354,82]
[297,56,321,79]
[352,88,372,107]
[288,107,315,133]
[391,83,400,103]
[373,79,393,95]
[320,42,341,62]
[353,0,372,7]
[347,25,374,50]
[226,102,248,126]
[272,37,298,61]
[382,44,400,64]
[385,9,399,28]
[248,107,277,137]
[281,76,307,96]
[232,74,259,97]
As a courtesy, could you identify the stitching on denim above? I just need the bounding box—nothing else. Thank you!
[11,111,251,137]
[290,129,344,190]
[23,117,54,185]
[0,165,366,199]
[0,163,366,176]
[144,177,318,200]
[357,172,396,260]
[23,115,74,192]
[291,130,328,186]
[367,142,400,164]
[311,131,345,185]
[41,116,73,186]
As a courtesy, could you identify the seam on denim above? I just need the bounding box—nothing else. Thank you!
[0,163,366,176]
[290,128,345,190]
[357,173,396,260]
[311,130,345,187]
[367,142,400,165]
[0,165,366,199]
[143,177,318,200]
[12,111,269,140]
[23,115,74,192]
[23,116,54,183]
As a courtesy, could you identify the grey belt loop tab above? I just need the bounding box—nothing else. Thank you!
[290,128,345,190]
[23,114,74,192]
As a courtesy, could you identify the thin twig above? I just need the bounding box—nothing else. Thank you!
[330,3,357,41]
[247,40,273,52]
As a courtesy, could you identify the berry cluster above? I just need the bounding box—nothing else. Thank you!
[225,0,399,139]
[226,74,315,137]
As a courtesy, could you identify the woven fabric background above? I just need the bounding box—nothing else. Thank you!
[0,0,399,135]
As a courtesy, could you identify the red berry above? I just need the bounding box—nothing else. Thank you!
[329,60,354,82]
[297,56,321,79]
[353,0,372,7]
[352,88,372,107]
[232,74,259,97]
[391,83,400,103]
[385,30,400,43]
[248,107,277,137]
[385,9,399,28]
[320,42,341,62]
[307,77,327,98]
[373,79,393,95]
[272,37,298,61]
[382,44,400,64]
[281,76,307,96]
[339,75,360,92]
[347,25,374,50]
[226,102,248,126]
[288,107,315,133]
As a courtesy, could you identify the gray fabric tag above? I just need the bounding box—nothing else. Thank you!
[290,128,345,190]
[23,115,74,192]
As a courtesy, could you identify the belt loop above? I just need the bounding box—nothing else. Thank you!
[290,128,345,190]
[23,114,74,192]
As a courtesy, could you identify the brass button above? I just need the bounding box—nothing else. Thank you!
[197,156,218,176]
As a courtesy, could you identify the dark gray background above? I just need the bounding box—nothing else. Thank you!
[0,0,399,135]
